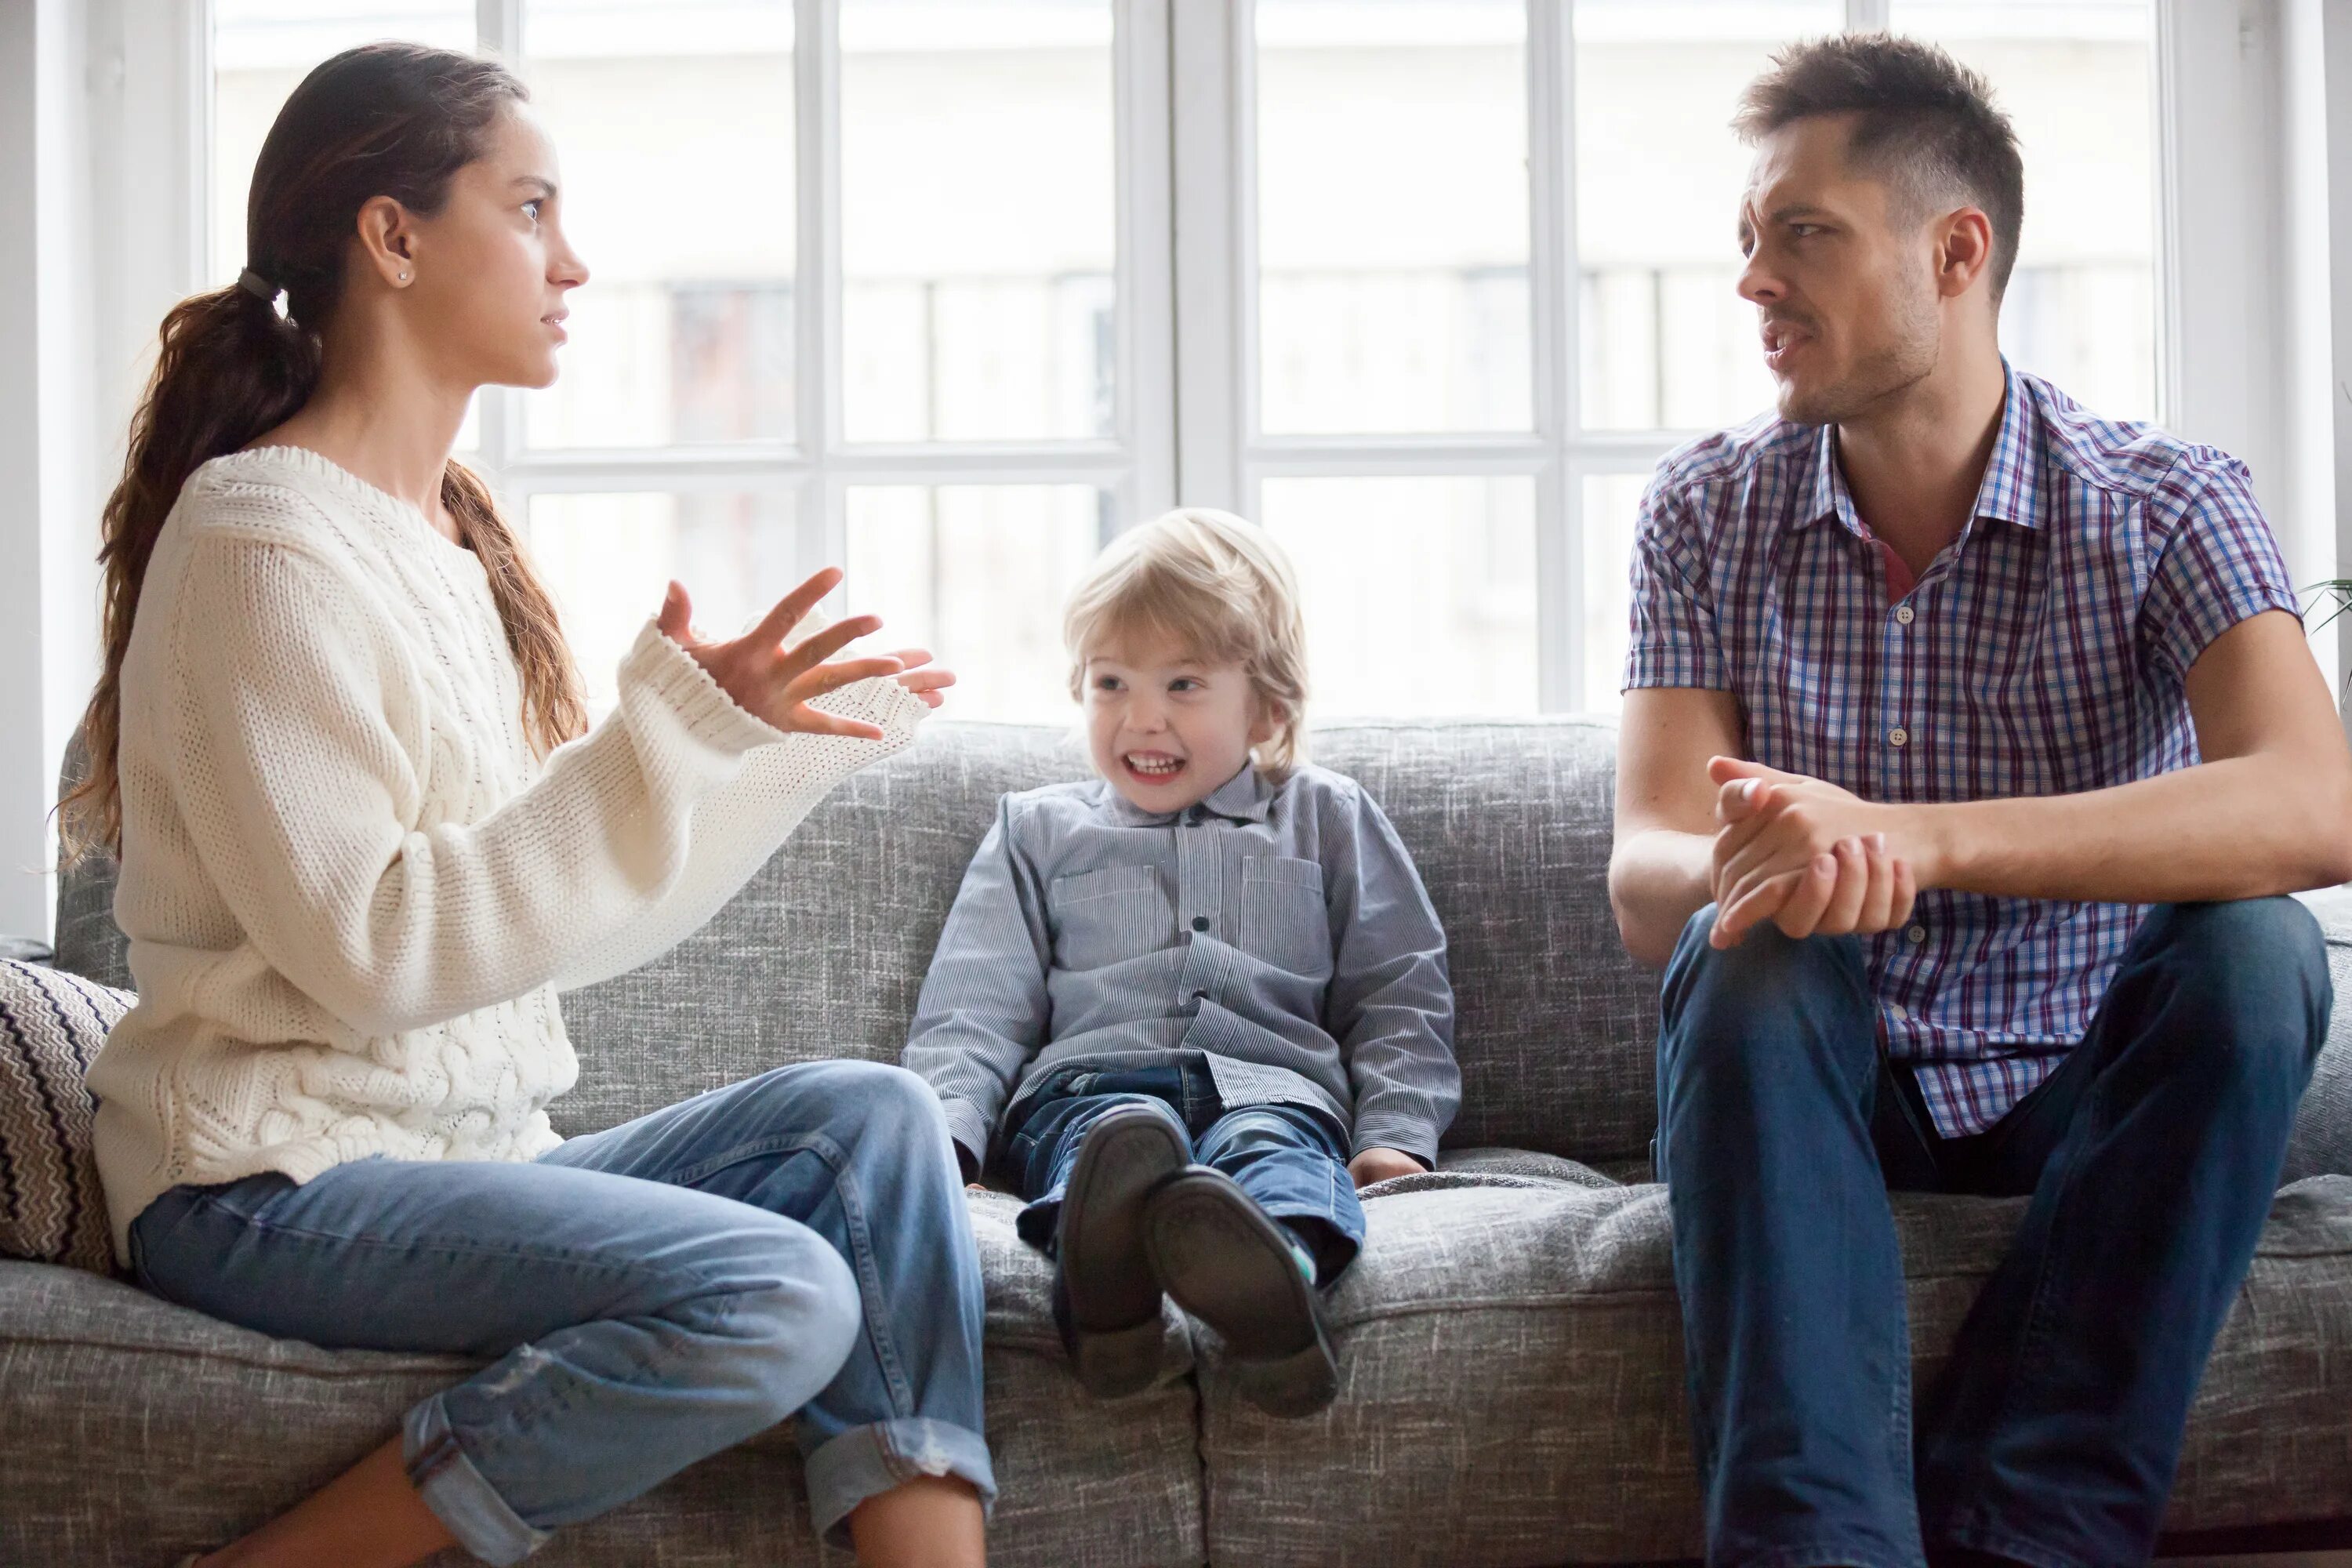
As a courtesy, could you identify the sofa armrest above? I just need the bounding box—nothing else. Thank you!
[2286,887,2352,1182]
[0,937,53,966]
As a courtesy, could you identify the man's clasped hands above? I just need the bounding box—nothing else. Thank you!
[1705,756,1929,952]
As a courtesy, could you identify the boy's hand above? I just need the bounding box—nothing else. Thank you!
[1348,1147,1425,1188]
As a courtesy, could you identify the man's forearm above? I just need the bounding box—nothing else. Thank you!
[1921,754,2352,905]
[1608,828,1718,969]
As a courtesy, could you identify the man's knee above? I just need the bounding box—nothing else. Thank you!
[1664,902,1865,1025]
[2138,898,2330,1027]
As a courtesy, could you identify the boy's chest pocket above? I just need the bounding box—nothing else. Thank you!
[1048,866,1175,971]
[1239,856,1332,978]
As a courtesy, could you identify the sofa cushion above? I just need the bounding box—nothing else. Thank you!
[542,718,1659,1166]
[1194,1171,2352,1566]
[55,718,1661,1167]
[0,957,131,1272]
[0,1188,1203,1567]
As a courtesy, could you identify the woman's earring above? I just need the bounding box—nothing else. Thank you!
[398,270,410,283]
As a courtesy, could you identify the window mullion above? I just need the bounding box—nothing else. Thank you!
[474,0,521,487]
[797,0,839,580]
[1530,0,1575,710]
[1845,0,1890,32]
[1171,0,1243,509]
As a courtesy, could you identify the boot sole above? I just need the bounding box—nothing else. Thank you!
[1142,1167,1338,1418]
[1057,1107,1189,1399]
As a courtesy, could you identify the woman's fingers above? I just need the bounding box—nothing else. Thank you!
[775,612,887,677]
[775,707,888,742]
[783,655,909,705]
[745,566,846,650]
[658,580,695,643]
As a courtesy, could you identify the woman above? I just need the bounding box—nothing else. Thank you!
[64,42,990,1568]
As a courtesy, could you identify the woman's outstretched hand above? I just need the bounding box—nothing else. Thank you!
[657,567,954,740]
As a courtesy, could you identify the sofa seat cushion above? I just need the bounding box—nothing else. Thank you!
[1197,1169,2352,1567]
[0,1189,1202,1568]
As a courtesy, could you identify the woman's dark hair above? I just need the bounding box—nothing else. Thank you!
[60,42,586,861]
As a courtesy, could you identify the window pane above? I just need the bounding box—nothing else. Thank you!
[1581,473,1650,716]
[840,2,1116,444]
[521,1,797,449]
[1890,2,2157,419]
[844,485,1108,724]
[1255,2,1532,435]
[1258,477,1537,717]
[529,491,799,711]
[1574,1,1841,432]
[212,3,476,286]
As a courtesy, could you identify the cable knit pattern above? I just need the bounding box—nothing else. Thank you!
[87,445,927,1263]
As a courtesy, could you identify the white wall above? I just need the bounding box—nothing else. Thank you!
[0,0,163,945]
[0,2,48,941]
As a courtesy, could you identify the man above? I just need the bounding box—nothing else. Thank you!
[1609,33,2347,1568]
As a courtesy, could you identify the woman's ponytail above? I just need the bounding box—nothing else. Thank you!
[57,277,325,861]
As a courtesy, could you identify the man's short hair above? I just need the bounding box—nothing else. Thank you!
[1735,33,2025,303]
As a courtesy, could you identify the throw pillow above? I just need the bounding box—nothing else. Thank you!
[0,957,132,1272]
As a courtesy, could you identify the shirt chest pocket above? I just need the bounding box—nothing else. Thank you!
[1239,855,1332,978]
[1047,866,1174,971]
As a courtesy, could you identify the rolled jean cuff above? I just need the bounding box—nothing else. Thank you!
[805,1417,997,1549]
[402,1393,553,1566]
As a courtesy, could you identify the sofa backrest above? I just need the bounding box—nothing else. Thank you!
[54,719,1661,1166]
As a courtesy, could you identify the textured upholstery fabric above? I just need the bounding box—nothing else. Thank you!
[1194,1171,2352,1566]
[0,1189,1203,1568]
[28,719,2352,1564]
[0,958,131,1272]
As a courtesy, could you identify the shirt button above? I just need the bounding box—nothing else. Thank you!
[1887,727,1908,747]
[1190,915,1209,932]
[1894,605,1915,626]
[1889,1003,1909,1022]
[1906,925,1926,944]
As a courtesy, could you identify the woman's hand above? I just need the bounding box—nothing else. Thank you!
[657,567,953,739]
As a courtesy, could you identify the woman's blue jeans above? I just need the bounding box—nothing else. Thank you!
[129,1060,994,1563]
[1656,898,2330,1568]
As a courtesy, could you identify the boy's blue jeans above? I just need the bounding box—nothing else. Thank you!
[1001,1054,1367,1283]
[1657,898,2330,1568]
[129,1061,994,1564]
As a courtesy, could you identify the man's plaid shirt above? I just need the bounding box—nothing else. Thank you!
[1626,364,2304,1137]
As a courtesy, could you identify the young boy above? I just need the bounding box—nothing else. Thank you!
[903,508,1458,1419]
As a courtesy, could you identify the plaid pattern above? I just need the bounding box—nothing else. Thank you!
[1626,365,2306,1137]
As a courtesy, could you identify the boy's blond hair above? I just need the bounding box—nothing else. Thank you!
[1063,508,1310,780]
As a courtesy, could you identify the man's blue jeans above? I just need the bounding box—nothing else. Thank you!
[1657,898,2330,1568]
[1000,1054,1367,1283]
[129,1061,994,1564]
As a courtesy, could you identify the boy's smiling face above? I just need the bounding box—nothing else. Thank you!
[1083,626,1276,815]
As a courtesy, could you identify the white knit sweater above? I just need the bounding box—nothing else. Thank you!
[88,445,927,1264]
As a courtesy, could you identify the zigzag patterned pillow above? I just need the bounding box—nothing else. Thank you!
[0,957,132,1273]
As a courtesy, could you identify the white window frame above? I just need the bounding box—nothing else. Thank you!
[82,0,2339,710]
[1171,0,2246,714]
[209,0,1181,597]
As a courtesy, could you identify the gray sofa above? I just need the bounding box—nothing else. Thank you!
[8,718,2352,1566]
